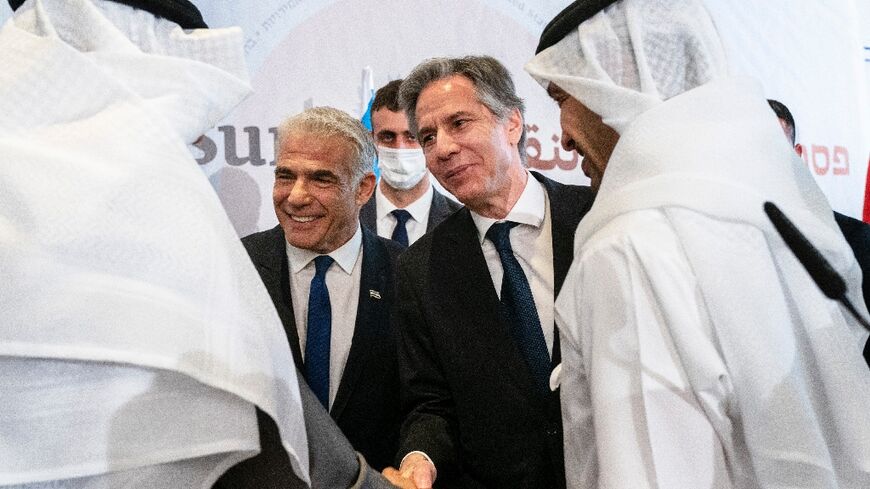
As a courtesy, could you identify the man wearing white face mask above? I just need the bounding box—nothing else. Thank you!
[360,80,462,247]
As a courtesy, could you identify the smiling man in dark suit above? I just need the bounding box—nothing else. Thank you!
[389,56,594,488]
[240,107,404,473]
[360,79,462,246]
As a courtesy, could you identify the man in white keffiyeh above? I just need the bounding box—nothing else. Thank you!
[526,0,870,487]
[0,0,311,487]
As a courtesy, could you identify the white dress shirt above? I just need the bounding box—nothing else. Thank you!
[375,182,434,246]
[285,226,363,409]
[470,172,555,357]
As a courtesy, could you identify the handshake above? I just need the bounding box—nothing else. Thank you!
[381,453,437,489]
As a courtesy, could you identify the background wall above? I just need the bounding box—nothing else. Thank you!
[2,0,867,234]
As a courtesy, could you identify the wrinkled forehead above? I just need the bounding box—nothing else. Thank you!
[278,130,355,166]
[371,107,412,132]
[416,75,487,117]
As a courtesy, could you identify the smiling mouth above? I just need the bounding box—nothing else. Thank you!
[444,164,471,180]
[290,215,318,223]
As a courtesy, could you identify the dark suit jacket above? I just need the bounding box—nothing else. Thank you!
[360,187,462,236]
[237,225,404,470]
[833,211,870,367]
[394,172,594,488]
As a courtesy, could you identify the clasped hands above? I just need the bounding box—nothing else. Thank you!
[381,453,436,489]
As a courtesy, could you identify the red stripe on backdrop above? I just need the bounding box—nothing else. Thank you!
[864,154,870,223]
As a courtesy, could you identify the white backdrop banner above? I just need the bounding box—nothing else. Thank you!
[0,0,867,231]
[702,0,869,221]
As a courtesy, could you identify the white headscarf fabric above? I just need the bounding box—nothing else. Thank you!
[0,0,308,486]
[525,0,728,134]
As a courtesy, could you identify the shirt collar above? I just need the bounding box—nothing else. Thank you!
[285,224,363,274]
[470,171,545,244]
[375,180,434,224]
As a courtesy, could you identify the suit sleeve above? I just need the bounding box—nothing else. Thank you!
[214,368,400,489]
[393,257,460,477]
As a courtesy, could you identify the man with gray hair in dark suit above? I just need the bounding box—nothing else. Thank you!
[231,106,410,487]
[389,55,594,489]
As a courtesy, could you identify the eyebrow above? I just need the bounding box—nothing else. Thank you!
[310,169,339,180]
[449,110,475,120]
[419,110,476,134]
[274,167,339,181]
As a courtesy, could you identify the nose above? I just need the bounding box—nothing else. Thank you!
[432,130,459,162]
[286,179,311,207]
[398,136,418,149]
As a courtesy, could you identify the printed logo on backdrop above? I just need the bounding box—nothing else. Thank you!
[194,121,575,172]
[241,0,306,57]
[487,0,560,31]
[800,144,851,177]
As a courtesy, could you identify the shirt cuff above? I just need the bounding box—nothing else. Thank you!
[399,451,437,479]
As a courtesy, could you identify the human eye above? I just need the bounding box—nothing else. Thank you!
[274,168,295,182]
[311,171,339,187]
[419,132,435,149]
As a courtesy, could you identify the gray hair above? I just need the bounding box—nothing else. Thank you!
[275,106,375,183]
[398,55,527,163]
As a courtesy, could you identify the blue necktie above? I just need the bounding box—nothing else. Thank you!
[391,209,412,247]
[486,222,551,392]
[305,255,334,409]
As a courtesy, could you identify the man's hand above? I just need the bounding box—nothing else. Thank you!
[382,467,419,489]
[398,453,436,489]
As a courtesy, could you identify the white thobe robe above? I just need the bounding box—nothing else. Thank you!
[556,78,870,489]
[0,1,308,486]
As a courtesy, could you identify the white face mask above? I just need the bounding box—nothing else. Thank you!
[376,146,428,190]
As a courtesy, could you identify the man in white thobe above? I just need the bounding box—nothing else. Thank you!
[525,0,870,488]
[0,0,311,486]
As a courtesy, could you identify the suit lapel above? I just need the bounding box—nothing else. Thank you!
[330,229,387,419]
[251,226,304,367]
[426,190,450,231]
[531,172,589,297]
[531,171,593,368]
[359,193,377,232]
